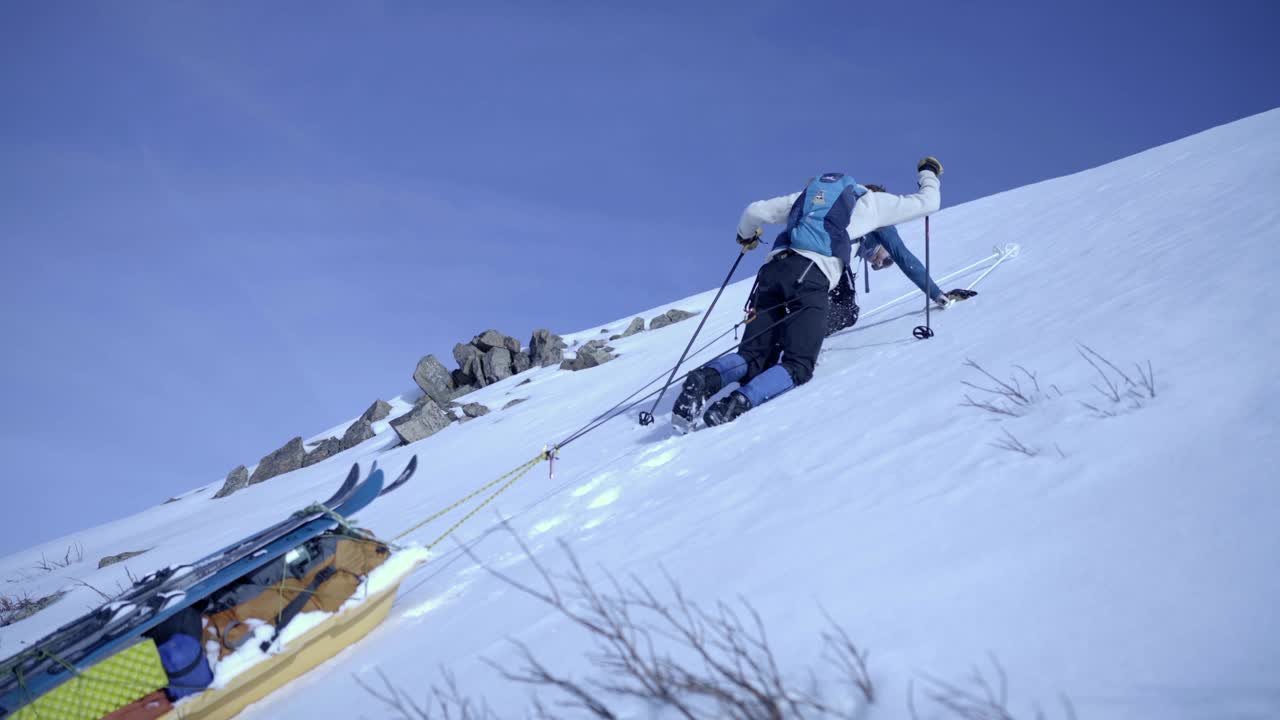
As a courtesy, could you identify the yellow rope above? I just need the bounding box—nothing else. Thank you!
[394,451,549,549]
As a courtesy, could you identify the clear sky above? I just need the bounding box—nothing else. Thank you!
[2,1,1277,558]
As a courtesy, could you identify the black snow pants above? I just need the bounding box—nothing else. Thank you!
[739,251,831,386]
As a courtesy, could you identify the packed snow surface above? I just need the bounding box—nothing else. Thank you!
[3,110,1279,719]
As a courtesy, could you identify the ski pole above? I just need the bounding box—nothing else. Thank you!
[913,216,935,340]
[639,248,747,426]
[859,248,1000,318]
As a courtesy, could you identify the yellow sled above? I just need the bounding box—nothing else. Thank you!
[158,559,422,720]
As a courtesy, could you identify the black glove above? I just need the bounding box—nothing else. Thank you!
[736,230,761,251]
[917,156,943,176]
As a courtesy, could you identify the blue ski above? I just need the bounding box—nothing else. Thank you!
[0,457,410,715]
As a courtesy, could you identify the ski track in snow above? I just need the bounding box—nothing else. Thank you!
[3,110,1280,719]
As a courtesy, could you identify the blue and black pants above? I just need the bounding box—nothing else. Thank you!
[701,251,830,408]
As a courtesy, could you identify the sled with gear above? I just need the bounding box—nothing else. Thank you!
[0,458,425,720]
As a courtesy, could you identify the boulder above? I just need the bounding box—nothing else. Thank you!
[482,347,514,383]
[462,402,490,418]
[528,329,567,367]
[454,343,486,387]
[649,308,699,330]
[340,419,375,451]
[610,317,646,340]
[512,351,532,374]
[360,399,392,424]
[302,437,341,467]
[503,336,522,354]
[448,384,478,401]
[412,355,455,405]
[391,398,453,444]
[471,329,508,352]
[560,339,616,371]
[249,437,305,485]
[213,465,250,499]
[98,550,147,569]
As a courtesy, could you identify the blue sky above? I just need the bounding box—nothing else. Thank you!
[1,1,1277,557]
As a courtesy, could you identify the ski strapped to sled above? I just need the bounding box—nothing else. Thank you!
[0,456,418,716]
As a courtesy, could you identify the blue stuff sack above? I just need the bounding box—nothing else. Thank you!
[148,607,214,700]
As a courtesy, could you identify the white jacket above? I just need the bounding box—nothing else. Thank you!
[736,170,942,289]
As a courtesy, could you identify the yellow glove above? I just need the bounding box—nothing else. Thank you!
[917,156,943,177]
[736,229,762,251]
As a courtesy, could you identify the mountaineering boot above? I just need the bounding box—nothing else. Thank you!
[672,367,721,433]
[703,391,753,427]
[935,288,978,309]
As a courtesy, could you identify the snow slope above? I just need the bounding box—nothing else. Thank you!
[3,109,1279,719]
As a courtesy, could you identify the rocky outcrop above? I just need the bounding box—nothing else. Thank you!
[98,550,148,569]
[482,347,514,383]
[529,329,567,367]
[213,465,250,499]
[409,329,541,403]
[462,402,490,418]
[649,308,698,330]
[340,419,375,451]
[453,343,486,387]
[360,399,392,423]
[302,437,341,467]
[471,330,509,352]
[560,339,616,371]
[610,317,646,341]
[391,398,454,444]
[413,355,455,405]
[249,437,306,485]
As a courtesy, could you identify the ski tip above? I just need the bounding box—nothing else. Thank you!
[378,455,418,497]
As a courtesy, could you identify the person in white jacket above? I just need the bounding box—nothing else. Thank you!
[672,157,943,431]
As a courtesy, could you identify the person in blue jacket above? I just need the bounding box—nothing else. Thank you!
[858,223,975,307]
[824,184,976,335]
[672,157,945,431]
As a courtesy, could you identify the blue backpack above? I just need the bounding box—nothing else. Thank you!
[774,172,865,266]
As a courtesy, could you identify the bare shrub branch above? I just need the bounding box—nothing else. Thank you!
[905,654,1080,720]
[70,578,113,603]
[353,666,499,720]
[914,655,1012,720]
[990,429,1038,457]
[1135,360,1156,398]
[909,654,1076,720]
[0,591,67,627]
[960,360,1034,417]
[1076,344,1156,411]
[362,520,877,718]
[32,543,84,573]
[1076,346,1121,403]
